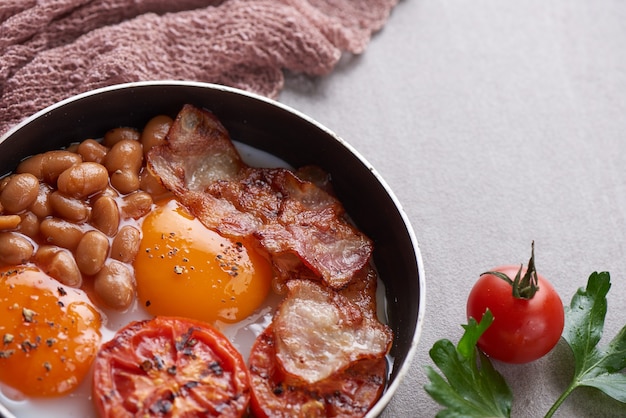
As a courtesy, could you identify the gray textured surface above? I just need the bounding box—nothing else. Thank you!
[280,1,626,417]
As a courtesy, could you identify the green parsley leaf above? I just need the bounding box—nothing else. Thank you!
[545,271,626,417]
[425,310,512,417]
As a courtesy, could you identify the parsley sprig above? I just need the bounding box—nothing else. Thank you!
[545,272,626,416]
[425,271,626,417]
[425,310,512,417]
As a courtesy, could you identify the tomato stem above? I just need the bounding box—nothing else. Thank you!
[481,241,540,300]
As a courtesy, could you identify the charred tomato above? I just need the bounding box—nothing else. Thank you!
[92,316,250,417]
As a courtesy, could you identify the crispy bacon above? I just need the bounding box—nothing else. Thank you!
[272,265,392,384]
[147,104,372,289]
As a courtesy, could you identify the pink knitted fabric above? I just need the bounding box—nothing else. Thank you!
[0,0,398,136]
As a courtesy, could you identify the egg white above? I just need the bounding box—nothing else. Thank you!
[0,142,389,418]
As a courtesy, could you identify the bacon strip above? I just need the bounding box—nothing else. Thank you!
[147,104,372,289]
[272,265,392,384]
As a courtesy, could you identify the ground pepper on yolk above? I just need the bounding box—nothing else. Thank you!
[0,265,102,397]
[134,198,273,324]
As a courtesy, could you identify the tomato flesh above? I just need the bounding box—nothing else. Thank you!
[466,266,564,364]
[249,325,387,418]
[92,316,250,417]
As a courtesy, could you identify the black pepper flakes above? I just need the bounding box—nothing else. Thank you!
[175,327,197,352]
[57,287,67,297]
[208,361,223,376]
[3,334,14,345]
[22,307,36,323]
[149,399,173,414]
[167,366,177,375]
[153,355,165,370]
[46,338,56,347]
[0,350,15,359]
[145,300,151,307]
[184,381,199,390]
[43,361,52,372]
[273,382,284,396]
[21,340,38,352]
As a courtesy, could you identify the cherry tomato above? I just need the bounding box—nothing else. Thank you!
[466,243,564,364]
[248,325,387,418]
[92,316,250,418]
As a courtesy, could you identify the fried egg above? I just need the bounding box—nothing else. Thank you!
[134,197,274,324]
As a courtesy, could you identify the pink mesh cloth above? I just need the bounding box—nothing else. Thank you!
[0,0,398,136]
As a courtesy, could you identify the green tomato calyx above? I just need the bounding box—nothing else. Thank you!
[481,241,540,300]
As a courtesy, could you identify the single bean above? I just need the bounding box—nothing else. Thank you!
[120,191,153,219]
[103,127,140,148]
[110,169,140,194]
[77,139,108,163]
[16,212,39,238]
[90,196,120,237]
[29,183,53,218]
[41,151,82,185]
[0,173,39,213]
[57,162,109,199]
[111,225,141,263]
[49,191,91,223]
[75,230,110,276]
[0,215,21,231]
[0,232,34,265]
[141,115,173,156]
[94,260,135,310]
[35,246,82,287]
[39,218,84,251]
[104,139,143,174]
[16,154,44,180]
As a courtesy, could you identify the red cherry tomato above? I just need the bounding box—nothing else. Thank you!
[92,316,250,418]
[248,325,387,417]
[466,243,564,364]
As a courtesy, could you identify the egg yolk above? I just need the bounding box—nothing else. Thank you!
[0,266,102,397]
[134,198,273,324]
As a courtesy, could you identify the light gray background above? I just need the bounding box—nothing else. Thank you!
[280,1,626,417]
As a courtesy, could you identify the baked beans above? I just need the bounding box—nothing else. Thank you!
[0,116,173,311]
